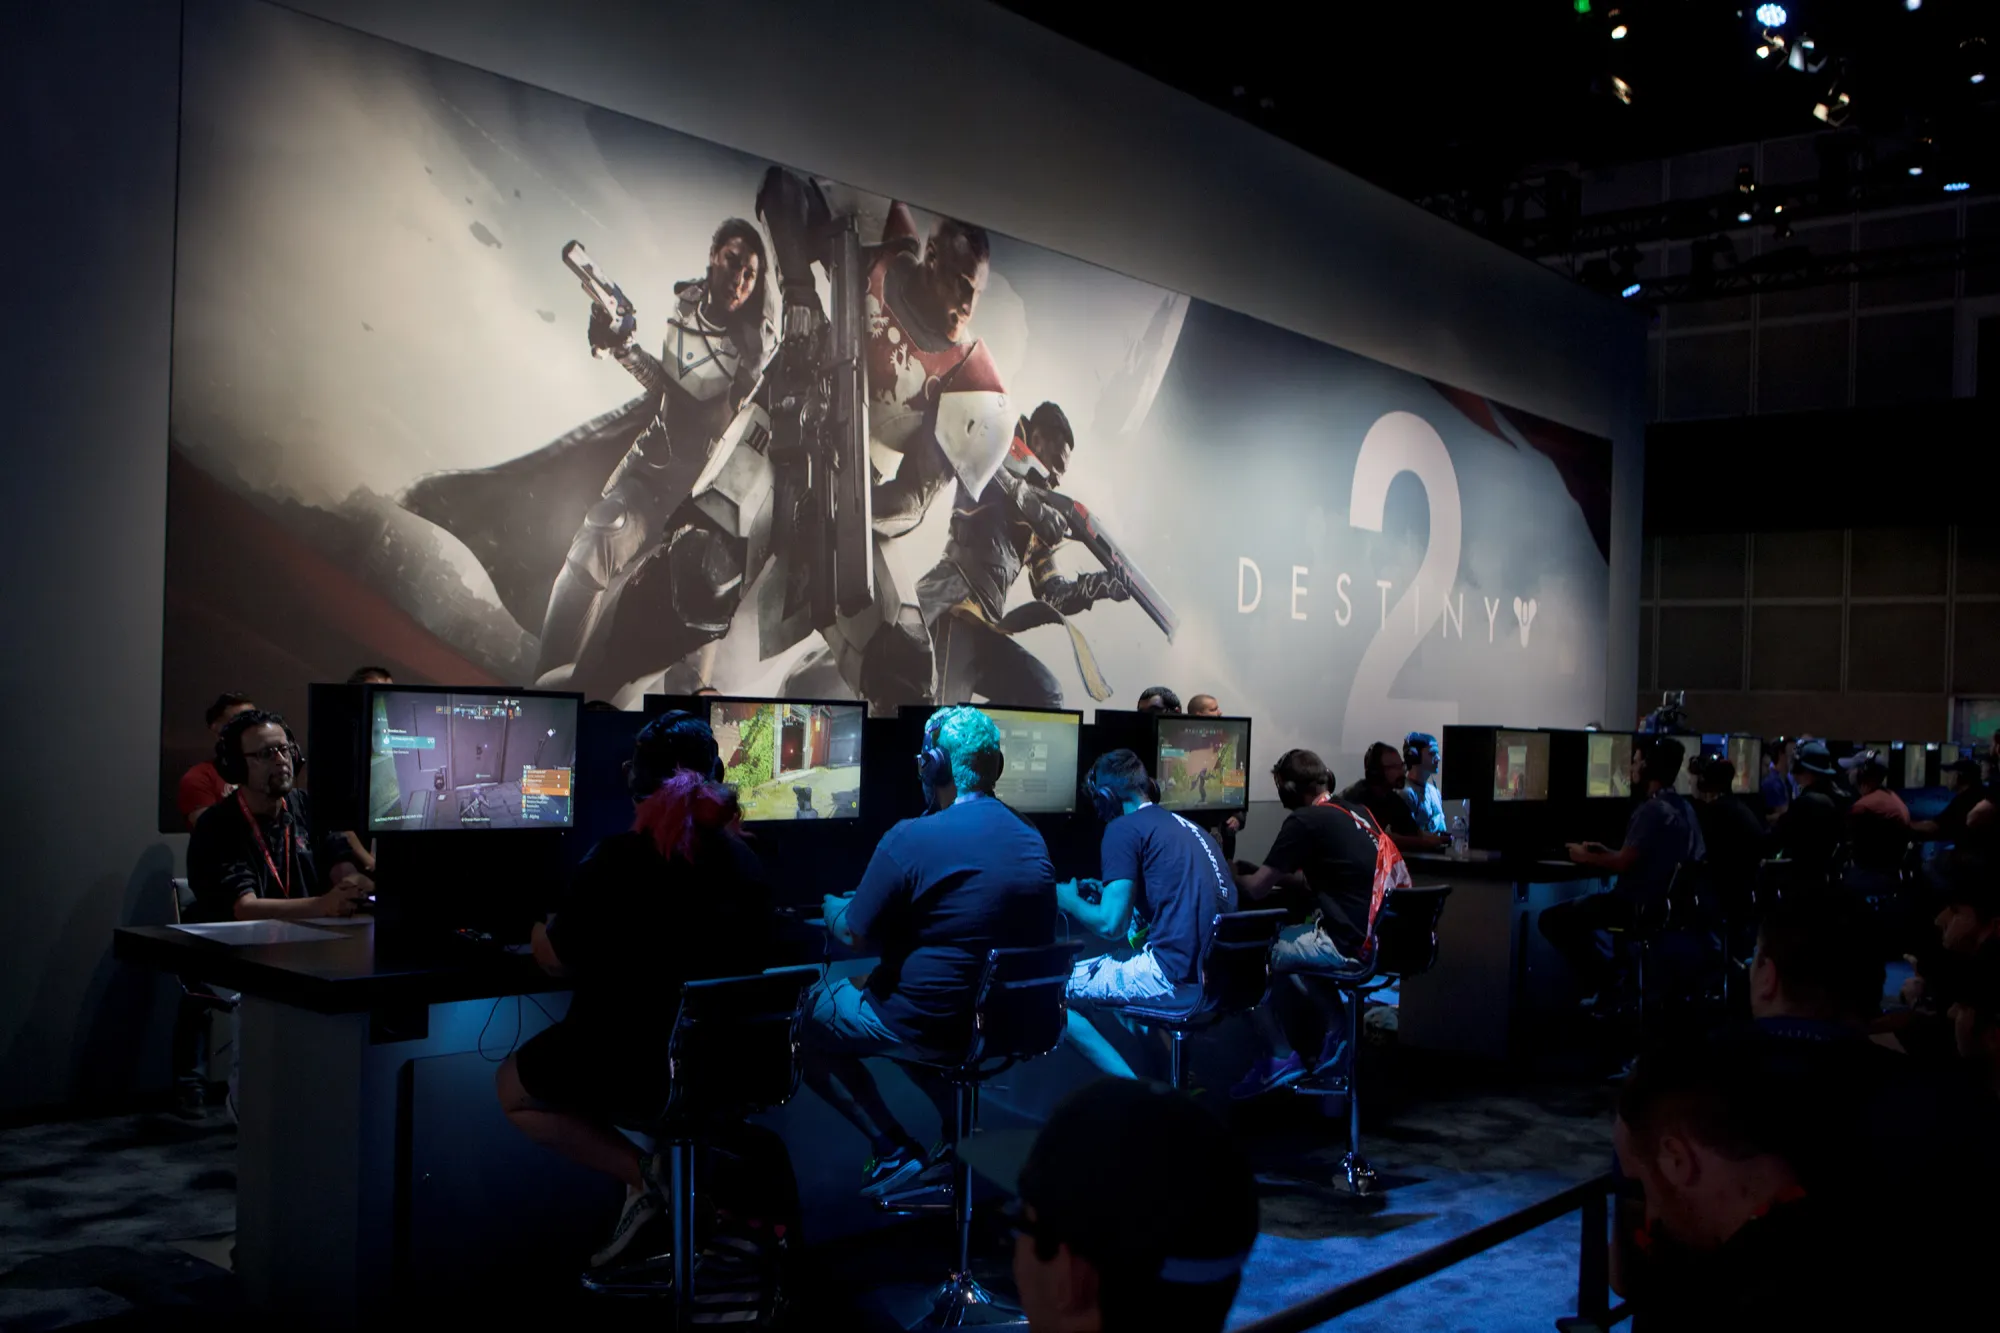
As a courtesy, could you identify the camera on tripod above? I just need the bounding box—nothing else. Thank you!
[1642,689,1688,736]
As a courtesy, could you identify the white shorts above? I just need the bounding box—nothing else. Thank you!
[1269,922,1361,974]
[1067,947,1177,1005]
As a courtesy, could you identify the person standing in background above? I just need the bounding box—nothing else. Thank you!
[177,693,257,830]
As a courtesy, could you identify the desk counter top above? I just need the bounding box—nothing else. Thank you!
[114,920,564,1015]
[1402,853,1603,884]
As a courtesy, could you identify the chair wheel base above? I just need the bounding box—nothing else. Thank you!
[910,1273,1026,1329]
[1339,1152,1379,1196]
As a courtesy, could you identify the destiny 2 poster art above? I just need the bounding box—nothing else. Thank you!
[160,0,1613,827]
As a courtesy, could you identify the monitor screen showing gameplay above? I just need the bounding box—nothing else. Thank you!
[1727,736,1762,795]
[1585,733,1634,800]
[709,699,864,822]
[980,707,1082,814]
[1492,730,1550,802]
[1155,716,1250,814]
[367,689,579,832]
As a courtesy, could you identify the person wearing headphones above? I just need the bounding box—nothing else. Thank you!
[497,711,777,1271]
[1342,742,1446,854]
[185,709,370,923]
[807,705,1057,1199]
[1059,749,1237,1078]
[1542,735,1706,1005]
[1400,732,1446,837]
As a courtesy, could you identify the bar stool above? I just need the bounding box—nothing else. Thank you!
[895,941,1082,1329]
[1293,885,1452,1196]
[1119,909,1288,1089]
[592,964,821,1326]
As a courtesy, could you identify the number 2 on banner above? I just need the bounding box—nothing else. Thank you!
[1341,412,1463,754]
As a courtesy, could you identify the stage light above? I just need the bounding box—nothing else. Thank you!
[1905,0,1921,11]
[1813,90,1851,126]
[1975,73,1989,85]
[1737,209,1753,222]
[1621,283,1642,298]
[1910,166,1925,176]
[1574,0,1592,13]
[1611,75,1634,104]
[1944,181,1971,192]
[1611,23,1629,39]
[1736,164,1756,194]
[1756,43,1771,59]
[1755,4,1787,28]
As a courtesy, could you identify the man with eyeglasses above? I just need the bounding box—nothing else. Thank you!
[187,709,371,923]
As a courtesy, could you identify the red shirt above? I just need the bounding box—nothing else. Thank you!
[177,760,233,830]
[1850,788,1910,826]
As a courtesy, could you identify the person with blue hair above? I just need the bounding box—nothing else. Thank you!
[806,704,1058,1199]
[1401,732,1446,837]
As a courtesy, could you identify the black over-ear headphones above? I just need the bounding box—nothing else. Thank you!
[629,708,725,799]
[214,710,302,786]
[918,714,953,809]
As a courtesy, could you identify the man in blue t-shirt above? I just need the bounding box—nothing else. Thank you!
[1058,749,1236,1077]
[1541,735,1706,1003]
[1760,737,1798,825]
[808,706,1057,1199]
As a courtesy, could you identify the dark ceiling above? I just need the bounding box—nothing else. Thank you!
[999,0,1997,201]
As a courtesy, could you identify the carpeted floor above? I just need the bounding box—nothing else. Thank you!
[0,1052,1614,1331]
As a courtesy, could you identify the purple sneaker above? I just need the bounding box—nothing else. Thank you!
[1229,1052,1306,1100]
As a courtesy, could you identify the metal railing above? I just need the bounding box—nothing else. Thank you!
[1231,1173,1628,1333]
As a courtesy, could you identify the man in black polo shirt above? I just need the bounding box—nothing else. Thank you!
[186,710,368,923]
[1342,742,1445,855]
[1059,749,1236,1078]
[1231,748,1399,1096]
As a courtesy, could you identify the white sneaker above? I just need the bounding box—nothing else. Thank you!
[591,1184,663,1270]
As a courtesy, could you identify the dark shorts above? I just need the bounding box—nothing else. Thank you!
[514,1020,668,1121]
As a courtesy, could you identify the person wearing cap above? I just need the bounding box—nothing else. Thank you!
[996,1079,1258,1333]
[1772,741,1844,883]
[1545,735,1706,1006]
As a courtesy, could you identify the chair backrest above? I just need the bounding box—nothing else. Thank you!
[1374,886,1450,978]
[663,965,821,1123]
[170,877,193,926]
[1201,909,1288,1016]
[961,941,1083,1073]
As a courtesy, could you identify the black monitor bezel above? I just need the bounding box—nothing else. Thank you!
[362,683,584,834]
[1151,713,1254,816]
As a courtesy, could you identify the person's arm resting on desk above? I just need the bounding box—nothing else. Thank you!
[1056,877,1135,939]
[1567,841,1639,873]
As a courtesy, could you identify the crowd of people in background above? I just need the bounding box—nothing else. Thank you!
[169,658,2000,1330]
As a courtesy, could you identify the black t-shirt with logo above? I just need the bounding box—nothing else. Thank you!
[1099,803,1235,985]
[186,790,350,923]
[1264,801,1379,956]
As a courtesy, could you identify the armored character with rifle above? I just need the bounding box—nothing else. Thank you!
[917,401,1176,707]
[533,222,778,691]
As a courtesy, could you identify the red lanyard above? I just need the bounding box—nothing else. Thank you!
[238,791,292,898]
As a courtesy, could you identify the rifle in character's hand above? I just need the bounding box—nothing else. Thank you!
[1037,490,1179,642]
[562,241,637,355]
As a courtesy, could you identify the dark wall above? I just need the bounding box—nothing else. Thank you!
[0,0,1645,1113]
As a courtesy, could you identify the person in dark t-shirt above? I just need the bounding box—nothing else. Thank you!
[807,706,1056,1199]
[186,710,367,923]
[1341,742,1445,855]
[497,711,778,1271]
[1059,749,1236,1077]
[1231,748,1394,1097]
[1772,741,1844,883]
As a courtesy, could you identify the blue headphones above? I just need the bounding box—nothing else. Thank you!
[918,716,953,811]
[1084,777,1122,824]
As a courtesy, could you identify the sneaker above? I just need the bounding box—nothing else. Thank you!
[1310,1033,1350,1077]
[591,1184,663,1270]
[1229,1052,1306,1100]
[859,1144,926,1199]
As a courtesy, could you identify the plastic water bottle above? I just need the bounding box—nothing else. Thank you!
[1450,814,1469,860]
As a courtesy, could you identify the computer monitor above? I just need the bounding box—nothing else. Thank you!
[366,687,580,832]
[1154,715,1251,815]
[1492,730,1550,802]
[979,706,1083,814]
[1584,732,1634,800]
[1725,736,1762,795]
[705,697,864,822]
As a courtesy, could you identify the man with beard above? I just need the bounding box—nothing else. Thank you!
[536,219,777,690]
[186,710,370,923]
[915,401,1130,707]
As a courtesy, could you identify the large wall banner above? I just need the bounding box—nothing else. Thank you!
[160,0,1612,825]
